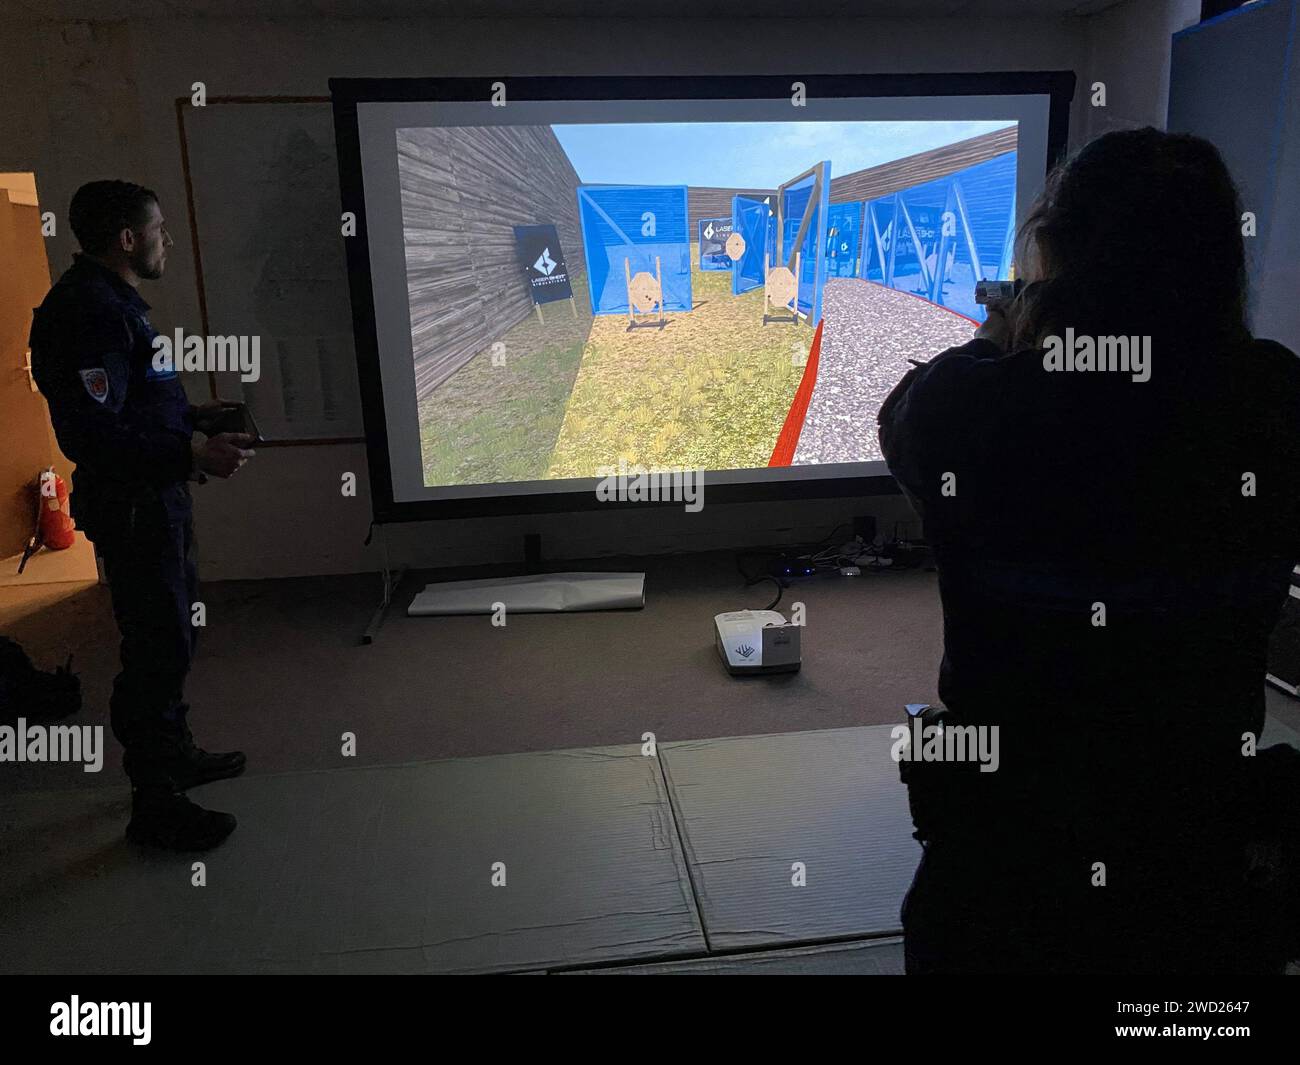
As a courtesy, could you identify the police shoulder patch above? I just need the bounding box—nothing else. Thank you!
[79,367,109,403]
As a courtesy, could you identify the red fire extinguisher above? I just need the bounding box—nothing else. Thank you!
[38,468,75,551]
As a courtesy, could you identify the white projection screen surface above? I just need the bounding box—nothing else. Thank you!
[333,77,1069,519]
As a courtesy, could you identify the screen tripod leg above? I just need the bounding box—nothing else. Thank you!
[360,525,407,645]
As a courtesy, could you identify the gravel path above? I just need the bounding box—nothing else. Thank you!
[792,278,977,465]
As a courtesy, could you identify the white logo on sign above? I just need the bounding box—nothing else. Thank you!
[533,247,557,276]
[704,222,715,240]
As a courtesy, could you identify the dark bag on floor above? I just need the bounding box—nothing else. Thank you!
[0,636,81,719]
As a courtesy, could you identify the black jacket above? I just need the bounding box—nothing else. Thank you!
[29,255,194,537]
[879,334,1300,830]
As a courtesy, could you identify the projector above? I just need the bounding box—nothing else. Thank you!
[714,610,801,675]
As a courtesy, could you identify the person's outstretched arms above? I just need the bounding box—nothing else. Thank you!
[877,329,1008,516]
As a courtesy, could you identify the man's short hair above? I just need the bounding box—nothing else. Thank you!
[68,180,159,255]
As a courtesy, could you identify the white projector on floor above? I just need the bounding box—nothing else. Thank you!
[714,610,801,675]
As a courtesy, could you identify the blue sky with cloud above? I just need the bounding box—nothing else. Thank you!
[553,120,1016,187]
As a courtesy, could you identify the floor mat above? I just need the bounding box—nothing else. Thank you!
[0,745,704,974]
[660,724,922,950]
[563,936,905,974]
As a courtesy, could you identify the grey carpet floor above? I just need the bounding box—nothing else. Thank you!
[0,552,946,793]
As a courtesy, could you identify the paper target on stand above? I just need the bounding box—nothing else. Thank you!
[766,266,797,308]
[628,271,661,314]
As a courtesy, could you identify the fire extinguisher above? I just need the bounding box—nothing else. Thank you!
[38,468,75,551]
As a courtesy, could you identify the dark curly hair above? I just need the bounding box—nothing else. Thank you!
[68,180,158,255]
[1010,128,1250,354]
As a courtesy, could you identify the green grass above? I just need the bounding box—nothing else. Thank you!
[417,276,592,486]
[416,255,813,485]
[546,253,810,476]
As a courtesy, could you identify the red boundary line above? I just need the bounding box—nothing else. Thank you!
[768,319,824,467]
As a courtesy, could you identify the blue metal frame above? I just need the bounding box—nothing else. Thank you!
[731,194,775,295]
[778,161,831,324]
[857,151,1017,319]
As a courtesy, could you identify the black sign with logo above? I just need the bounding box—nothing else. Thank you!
[513,224,573,305]
[698,217,734,271]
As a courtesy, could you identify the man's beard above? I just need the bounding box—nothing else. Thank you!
[132,248,164,280]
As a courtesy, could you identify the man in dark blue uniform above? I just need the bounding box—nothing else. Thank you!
[30,180,257,851]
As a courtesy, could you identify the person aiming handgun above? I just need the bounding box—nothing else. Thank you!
[879,130,1300,974]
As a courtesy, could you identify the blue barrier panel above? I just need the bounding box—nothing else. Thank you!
[943,151,1018,317]
[826,201,862,278]
[891,180,949,307]
[857,152,1017,321]
[731,194,774,295]
[698,216,734,271]
[861,196,894,283]
[577,185,692,315]
[780,162,831,324]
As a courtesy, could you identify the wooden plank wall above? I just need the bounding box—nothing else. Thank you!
[685,128,1015,235]
[687,128,1016,235]
[830,126,1018,204]
[398,126,585,398]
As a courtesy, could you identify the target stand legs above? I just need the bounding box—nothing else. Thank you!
[624,255,669,331]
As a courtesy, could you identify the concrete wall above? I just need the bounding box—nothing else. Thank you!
[0,6,1197,579]
[1168,0,1300,352]
[1073,0,1202,143]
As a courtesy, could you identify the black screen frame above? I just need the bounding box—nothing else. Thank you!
[330,71,1074,524]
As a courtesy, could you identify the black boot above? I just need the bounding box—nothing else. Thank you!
[125,786,237,851]
[166,704,247,790]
